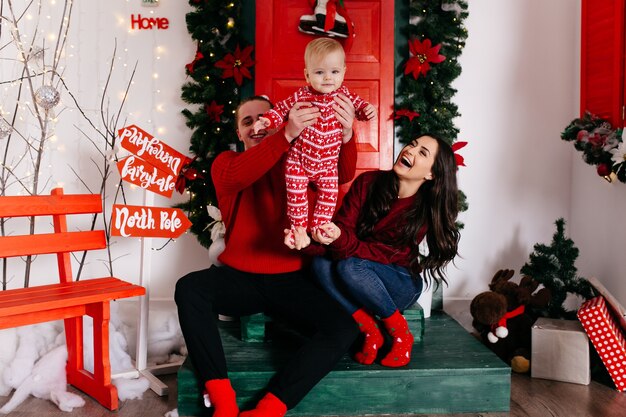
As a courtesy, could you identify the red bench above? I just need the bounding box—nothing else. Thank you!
[0,188,145,410]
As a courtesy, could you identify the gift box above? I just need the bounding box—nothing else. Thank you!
[577,296,626,391]
[531,317,590,385]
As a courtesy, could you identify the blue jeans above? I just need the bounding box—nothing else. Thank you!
[311,256,423,319]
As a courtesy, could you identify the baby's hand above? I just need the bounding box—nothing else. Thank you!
[364,104,377,121]
[312,222,341,245]
[253,117,270,134]
[284,227,310,250]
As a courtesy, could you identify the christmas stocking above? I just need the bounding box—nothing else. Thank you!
[204,379,239,417]
[380,310,414,367]
[352,309,383,365]
[239,392,287,417]
[313,0,349,38]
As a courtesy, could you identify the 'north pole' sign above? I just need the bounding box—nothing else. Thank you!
[111,204,191,238]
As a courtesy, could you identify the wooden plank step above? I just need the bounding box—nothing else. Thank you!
[241,303,425,343]
[178,311,510,416]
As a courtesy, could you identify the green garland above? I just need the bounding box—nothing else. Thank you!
[561,112,626,183]
[180,0,469,248]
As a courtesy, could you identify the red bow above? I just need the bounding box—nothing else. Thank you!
[186,50,204,75]
[175,157,204,194]
[452,141,467,167]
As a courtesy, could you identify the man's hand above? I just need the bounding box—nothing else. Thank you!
[332,93,356,143]
[311,222,341,245]
[284,102,321,143]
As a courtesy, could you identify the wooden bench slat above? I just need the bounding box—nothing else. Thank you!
[0,230,106,257]
[0,305,88,330]
[0,277,123,302]
[0,278,141,308]
[0,194,102,217]
[0,278,145,317]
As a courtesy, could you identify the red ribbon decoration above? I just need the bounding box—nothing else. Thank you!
[175,157,204,194]
[186,50,204,75]
[452,141,467,168]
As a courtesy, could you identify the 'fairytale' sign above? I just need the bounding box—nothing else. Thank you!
[117,156,175,198]
[117,125,191,176]
[111,204,191,238]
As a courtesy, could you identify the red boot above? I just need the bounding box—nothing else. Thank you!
[380,310,414,367]
[204,379,238,417]
[352,309,384,365]
[239,392,287,417]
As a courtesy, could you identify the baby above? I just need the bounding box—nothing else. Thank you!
[254,37,376,248]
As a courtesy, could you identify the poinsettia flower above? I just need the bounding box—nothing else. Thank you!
[185,50,204,74]
[587,132,606,147]
[205,100,224,122]
[393,109,420,122]
[214,44,254,86]
[404,38,446,79]
[610,141,626,167]
[576,130,589,142]
[452,141,467,167]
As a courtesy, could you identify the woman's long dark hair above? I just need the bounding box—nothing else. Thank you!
[356,134,460,287]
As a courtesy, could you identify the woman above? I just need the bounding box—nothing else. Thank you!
[307,134,461,367]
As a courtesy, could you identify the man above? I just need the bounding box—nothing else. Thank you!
[175,94,360,417]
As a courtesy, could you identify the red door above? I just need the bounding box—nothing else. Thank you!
[580,0,626,127]
[255,0,395,189]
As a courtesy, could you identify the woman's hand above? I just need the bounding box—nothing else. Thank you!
[332,93,356,143]
[284,102,321,143]
[311,222,341,245]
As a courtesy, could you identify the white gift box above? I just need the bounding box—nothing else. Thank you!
[531,317,590,385]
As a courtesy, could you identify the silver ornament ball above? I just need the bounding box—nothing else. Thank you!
[0,119,12,139]
[35,85,61,110]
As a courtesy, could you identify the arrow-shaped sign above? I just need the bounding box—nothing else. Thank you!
[117,155,176,198]
[111,204,191,238]
[117,124,191,176]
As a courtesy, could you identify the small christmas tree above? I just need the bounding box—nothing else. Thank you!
[520,218,595,319]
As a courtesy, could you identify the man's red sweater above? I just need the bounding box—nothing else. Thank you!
[211,131,357,274]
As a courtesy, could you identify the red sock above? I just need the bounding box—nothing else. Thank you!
[380,310,414,367]
[204,379,238,417]
[352,309,384,365]
[239,392,287,417]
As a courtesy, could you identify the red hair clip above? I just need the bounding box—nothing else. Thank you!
[452,141,467,167]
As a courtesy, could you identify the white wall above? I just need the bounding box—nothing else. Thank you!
[448,0,581,299]
[6,1,620,307]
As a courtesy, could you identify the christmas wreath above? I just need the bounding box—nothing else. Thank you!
[561,112,626,183]
[179,0,469,248]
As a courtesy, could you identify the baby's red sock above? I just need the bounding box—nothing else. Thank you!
[352,309,384,365]
[204,379,238,417]
[380,310,414,367]
[239,392,287,417]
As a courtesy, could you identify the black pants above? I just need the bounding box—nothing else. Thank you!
[174,264,359,409]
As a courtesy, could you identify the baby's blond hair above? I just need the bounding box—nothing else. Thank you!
[304,38,345,66]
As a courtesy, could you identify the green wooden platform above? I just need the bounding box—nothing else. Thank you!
[178,311,510,416]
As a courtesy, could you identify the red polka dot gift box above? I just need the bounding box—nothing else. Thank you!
[577,296,626,391]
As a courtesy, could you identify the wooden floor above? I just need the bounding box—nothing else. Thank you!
[2,371,626,417]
